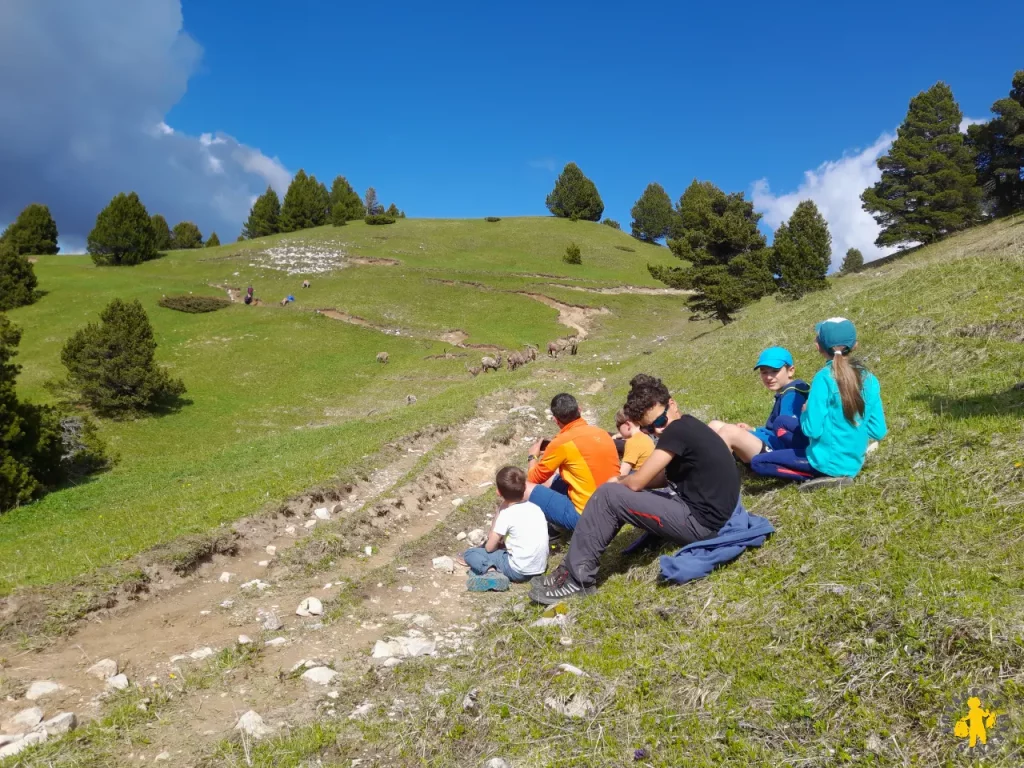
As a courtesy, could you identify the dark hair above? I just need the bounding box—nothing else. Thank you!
[623,374,670,423]
[550,393,581,424]
[495,465,526,501]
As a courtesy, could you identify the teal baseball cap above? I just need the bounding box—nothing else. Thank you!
[815,317,857,352]
[753,346,794,370]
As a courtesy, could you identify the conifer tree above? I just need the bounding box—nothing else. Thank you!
[840,247,864,274]
[630,183,674,243]
[87,192,157,266]
[545,163,604,221]
[386,203,400,217]
[328,176,364,221]
[242,186,281,239]
[0,203,59,255]
[205,232,220,247]
[652,180,775,324]
[771,200,832,298]
[280,170,329,232]
[967,70,1024,216]
[171,221,203,249]
[0,241,39,310]
[150,214,173,250]
[364,187,383,217]
[862,82,981,247]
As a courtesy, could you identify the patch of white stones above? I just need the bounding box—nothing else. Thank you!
[249,241,352,275]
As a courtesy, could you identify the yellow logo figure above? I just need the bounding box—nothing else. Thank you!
[953,696,1000,749]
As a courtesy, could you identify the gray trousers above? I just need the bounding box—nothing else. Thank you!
[565,483,716,587]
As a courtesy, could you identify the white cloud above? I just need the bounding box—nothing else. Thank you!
[0,0,290,250]
[960,116,987,133]
[751,133,898,269]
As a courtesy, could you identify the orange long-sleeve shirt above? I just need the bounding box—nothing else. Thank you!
[528,418,620,514]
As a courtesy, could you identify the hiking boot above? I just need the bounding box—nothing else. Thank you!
[529,564,595,605]
[467,573,510,592]
[798,476,854,493]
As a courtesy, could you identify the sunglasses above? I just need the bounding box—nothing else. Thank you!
[640,406,669,434]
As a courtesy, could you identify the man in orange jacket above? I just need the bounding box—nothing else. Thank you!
[526,393,620,532]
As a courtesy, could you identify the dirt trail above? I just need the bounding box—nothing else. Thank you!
[518,293,609,340]
[0,394,544,763]
[548,283,692,296]
[316,309,469,346]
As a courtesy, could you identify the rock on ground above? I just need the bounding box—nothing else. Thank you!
[0,730,47,759]
[106,674,130,691]
[296,597,323,617]
[301,667,338,686]
[467,529,487,547]
[314,507,331,520]
[41,712,77,736]
[544,694,595,719]
[25,681,62,700]
[372,635,437,660]
[348,701,373,720]
[238,634,253,645]
[432,556,455,573]
[155,751,171,761]
[259,610,283,631]
[219,571,233,583]
[483,759,513,768]
[189,647,216,660]
[235,710,273,740]
[4,707,43,731]
[86,658,118,680]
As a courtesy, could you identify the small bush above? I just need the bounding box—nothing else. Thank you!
[158,295,232,313]
[602,219,621,230]
[485,216,501,223]
[563,242,582,265]
[615,244,636,253]
[365,214,397,226]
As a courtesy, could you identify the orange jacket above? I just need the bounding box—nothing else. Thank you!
[528,418,620,513]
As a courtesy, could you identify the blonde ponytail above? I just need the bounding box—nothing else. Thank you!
[830,348,865,423]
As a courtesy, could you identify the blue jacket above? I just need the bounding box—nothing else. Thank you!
[761,380,810,450]
[659,501,774,584]
[802,362,887,478]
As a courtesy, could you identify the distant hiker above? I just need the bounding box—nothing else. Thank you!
[614,409,654,476]
[244,286,254,306]
[708,347,810,463]
[750,318,887,491]
[459,466,548,591]
[529,374,742,604]
[526,393,619,533]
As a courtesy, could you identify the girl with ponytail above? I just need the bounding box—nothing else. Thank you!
[751,318,887,491]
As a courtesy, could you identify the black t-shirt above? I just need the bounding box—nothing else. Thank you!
[655,415,740,531]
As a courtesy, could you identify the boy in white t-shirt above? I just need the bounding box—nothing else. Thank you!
[460,466,549,590]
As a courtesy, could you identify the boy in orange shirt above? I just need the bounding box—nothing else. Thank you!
[614,410,654,476]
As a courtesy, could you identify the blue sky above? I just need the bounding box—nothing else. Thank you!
[1,0,1020,264]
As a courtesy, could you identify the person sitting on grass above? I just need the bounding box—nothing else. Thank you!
[750,318,887,491]
[460,465,549,591]
[708,347,809,464]
[614,409,655,476]
[526,393,620,533]
[529,374,741,604]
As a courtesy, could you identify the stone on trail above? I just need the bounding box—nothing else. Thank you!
[301,667,338,686]
[285,525,297,536]
[456,531,467,541]
[257,560,270,567]
[219,571,233,583]
[240,579,270,591]
[235,710,273,740]
[237,635,253,645]
[155,751,171,761]
[348,701,373,720]
[372,635,437,660]
[4,707,43,731]
[304,519,317,529]
[411,614,433,628]
[41,712,77,736]
[296,597,323,617]
[25,680,62,701]
[0,730,47,759]
[544,694,596,719]
[190,647,216,661]
[0,734,24,748]
[314,507,331,520]
[265,637,288,647]
[86,658,118,680]
[259,610,283,631]
[467,529,487,547]
[531,614,567,629]
[556,663,587,677]
[382,657,403,668]
[483,760,513,768]
[106,674,130,690]
[265,545,277,556]
[432,556,455,573]
[452,498,464,507]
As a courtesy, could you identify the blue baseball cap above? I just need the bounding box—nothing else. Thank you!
[753,346,794,370]
[815,317,857,353]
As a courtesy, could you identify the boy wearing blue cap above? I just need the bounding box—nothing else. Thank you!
[708,346,810,464]
[751,318,887,491]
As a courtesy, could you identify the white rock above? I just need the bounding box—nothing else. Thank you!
[483,759,512,768]
[106,674,130,691]
[314,507,331,520]
[265,637,288,647]
[25,681,62,701]
[200,610,211,616]
[300,667,338,686]
[296,597,323,617]
[240,579,270,591]
[400,585,413,593]
[348,701,373,720]
[235,710,273,740]
[284,525,297,536]
[0,730,46,758]
[327,691,340,699]
[531,615,567,628]
[260,610,283,631]
[220,600,234,609]
[257,560,270,567]
[382,657,403,668]
[467,529,487,547]
[304,519,317,529]
[237,635,253,645]
[155,751,171,761]
[556,663,587,677]
[411,614,433,628]
[372,635,437,659]
[86,659,118,680]
[456,532,467,541]
[41,712,77,736]
[323,583,333,589]
[4,707,43,730]
[218,572,232,583]
[451,498,464,506]
[0,735,24,748]
[190,647,215,661]
[265,545,277,556]
[544,694,595,719]
[364,546,373,556]
[169,655,188,663]
[432,556,455,573]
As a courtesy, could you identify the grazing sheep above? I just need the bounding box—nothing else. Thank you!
[406,394,417,405]
[302,280,311,288]
[480,353,502,373]
[524,344,538,362]
[547,341,560,358]
[376,351,389,364]
[507,351,525,371]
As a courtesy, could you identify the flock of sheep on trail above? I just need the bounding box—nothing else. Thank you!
[375,336,579,373]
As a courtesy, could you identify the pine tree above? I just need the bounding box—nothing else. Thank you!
[328,176,364,221]
[967,70,1024,216]
[840,247,864,274]
[151,214,173,250]
[171,221,203,249]
[862,82,981,247]
[771,200,832,299]
[545,163,604,221]
[61,299,186,416]
[630,183,674,243]
[386,203,400,217]
[364,187,383,216]
[0,241,39,310]
[205,232,221,247]
[0,203,59,255]
[242,186,281,239]
[652,180,775,324]
[87,192,157,266]
[280,170,329,232]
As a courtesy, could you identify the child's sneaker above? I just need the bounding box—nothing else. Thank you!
[798,476,854,493]
[467,573,510,592]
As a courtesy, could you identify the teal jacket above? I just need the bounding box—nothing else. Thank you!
[801,362,887,478]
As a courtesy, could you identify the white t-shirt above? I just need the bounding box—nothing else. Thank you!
[493,500,548,576]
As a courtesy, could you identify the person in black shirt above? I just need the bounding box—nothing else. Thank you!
[530,374,741,604]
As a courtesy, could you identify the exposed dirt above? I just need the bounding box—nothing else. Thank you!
[548,283,692,296]
[518,293,610,340]
[350,257,400,267]
[316,309,469,347]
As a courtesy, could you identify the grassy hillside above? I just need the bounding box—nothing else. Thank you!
[0,217,682,593]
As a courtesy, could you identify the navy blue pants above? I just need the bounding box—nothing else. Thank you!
[750,448,822,481]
